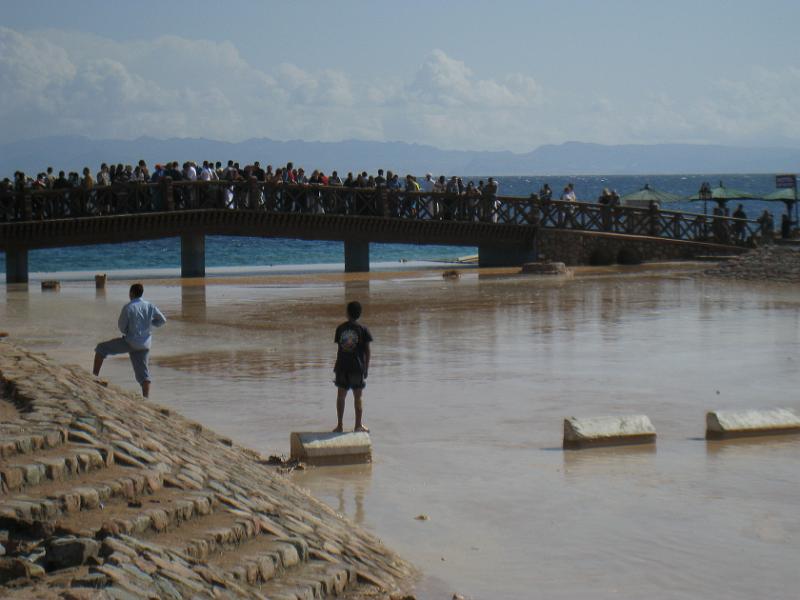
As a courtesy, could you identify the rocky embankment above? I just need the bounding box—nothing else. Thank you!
[0,342,413,599]
[704,244,800,283]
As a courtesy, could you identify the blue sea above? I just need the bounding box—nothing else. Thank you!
[1,173,793,280]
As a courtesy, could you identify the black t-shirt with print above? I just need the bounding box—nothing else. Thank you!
[334,320,373,374]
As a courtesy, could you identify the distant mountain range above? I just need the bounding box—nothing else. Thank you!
[3,136,799,178]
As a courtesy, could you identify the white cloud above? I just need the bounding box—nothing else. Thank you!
[407,49,542,108]
[1,27,798,152]
[694,67,800,144]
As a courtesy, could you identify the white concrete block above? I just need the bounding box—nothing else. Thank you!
[563,415,656,449]
[290,432,372,466]
[706,408,800,439]
[521,262,570,275]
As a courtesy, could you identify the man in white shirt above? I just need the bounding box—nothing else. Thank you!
[93,283,167,398]
[199,161,213,181]
[419,173,437,218]
[561,183,576,202]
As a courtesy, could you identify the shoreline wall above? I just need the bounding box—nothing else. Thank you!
[536,229,748,265]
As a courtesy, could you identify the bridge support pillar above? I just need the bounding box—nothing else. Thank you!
[344,241,370,273]
[478,243,536,267]
[181,233,206,278]
[5,248,29,284]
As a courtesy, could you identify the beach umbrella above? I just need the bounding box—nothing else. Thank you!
[619,184,681,207]
[687,181,758,211]
[762,188,798,203]
[762,187,799,224]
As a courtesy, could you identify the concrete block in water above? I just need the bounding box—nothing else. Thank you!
[706,408,800,439]
[521,262,569,275]
[95,274,107,289]
[563,415,656,449]
[290,432,372,466]
[41,280,60,291]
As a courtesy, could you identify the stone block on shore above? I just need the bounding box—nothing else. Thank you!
[290,432,372,466]
[41,280,61,291]
[706,408,800,439]
[521,262,570,275]
[563,415,656,449]
[46,537,100,569]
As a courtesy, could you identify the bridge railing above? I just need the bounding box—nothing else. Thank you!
[0,179,763,246]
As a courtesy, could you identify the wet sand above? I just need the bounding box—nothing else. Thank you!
[2,265,799,599]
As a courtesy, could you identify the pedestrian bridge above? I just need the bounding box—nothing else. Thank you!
[0,179,760,283]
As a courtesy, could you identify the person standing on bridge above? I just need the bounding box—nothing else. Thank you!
[332,301,372,433]
[732,204,747,241]
[92,283,166,398]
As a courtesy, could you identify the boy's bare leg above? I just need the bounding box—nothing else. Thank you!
[92,352,104,376]
[353,389,368,432]
[141,381,150,398]
[333,388,347,432]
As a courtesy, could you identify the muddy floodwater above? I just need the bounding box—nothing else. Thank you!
[2,267,799,599]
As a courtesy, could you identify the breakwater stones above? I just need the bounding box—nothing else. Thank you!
[0,343,411,597]
[563,415,657,449]
[705,245,800,283]
[521,262,570,275]
[40,280,60,291]
[706,408,800,439]
[290,431,372,466]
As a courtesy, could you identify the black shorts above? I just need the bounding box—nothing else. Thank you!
[334,370,366,390]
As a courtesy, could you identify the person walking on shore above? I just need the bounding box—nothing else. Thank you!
[332,301,372,433]
[93,283,166,398]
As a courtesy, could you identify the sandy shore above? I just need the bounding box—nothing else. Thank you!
[106,260,711,288]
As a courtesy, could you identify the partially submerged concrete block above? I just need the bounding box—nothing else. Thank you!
[521,262,569,275]
[563,415,656,449]
[290,432,372,466]
[706,408,800,439]
[95,274,107,289]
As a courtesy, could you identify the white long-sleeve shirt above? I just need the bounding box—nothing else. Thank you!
[118,298,167,350]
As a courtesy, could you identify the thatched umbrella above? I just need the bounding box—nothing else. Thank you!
[620,184,681,208]
[687,181,758,213]
[762,187,799,228]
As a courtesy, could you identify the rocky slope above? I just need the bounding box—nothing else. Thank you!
[704,244,800,283]
[0,342,413,599]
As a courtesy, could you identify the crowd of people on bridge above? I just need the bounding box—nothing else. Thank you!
[2,160,514,223]
[3,160,507,201]
[2,160,787,242]
[3,160,634,217]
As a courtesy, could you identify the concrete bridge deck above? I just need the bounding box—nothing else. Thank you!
[0,179,761,283]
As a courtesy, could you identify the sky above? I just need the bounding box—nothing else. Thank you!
[2,0,800,152]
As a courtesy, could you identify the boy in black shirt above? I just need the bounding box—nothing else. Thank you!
[333,301,373,432]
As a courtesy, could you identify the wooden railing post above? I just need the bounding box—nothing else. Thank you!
[649,204,659,237]
[379,188,388,217]
[22,190,32,221]
[264,182,276,212]
[162,177,174,211]
[248,177,259,210]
